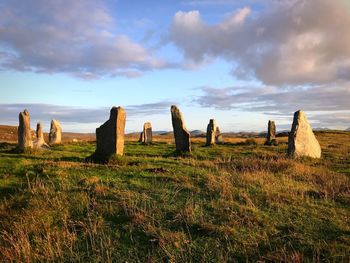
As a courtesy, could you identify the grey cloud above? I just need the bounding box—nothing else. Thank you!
[0,104,109,124]
[308,112,350,128]
[194,83,350,128]
[170,0,350,85]
[0,0,168,79]
[127,101,176,116]
[196,84,350,112]
[0,101,175,126]
[180,0,269,6]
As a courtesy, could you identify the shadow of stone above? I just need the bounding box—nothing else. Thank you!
[264,139,279,146]
[139,142,154,146]
[0,143,49,156]
[165,150,193,158]
[52,156,86,163]
[85,152,110,164]
[0,153,48,160]
[0,142,21,154]
[0,142,16,150]
[0,185,19,200]
[85,152,128,165]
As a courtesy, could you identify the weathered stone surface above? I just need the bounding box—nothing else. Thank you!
[49,120,62,145]
[34,122,49,148]
[138,132,144,142]
[141,122,152,143]
[95,106,126,157]
[288,110,321,158]
[215,127,223,144]
[206,119,217,146]
[265,120,277,145]
[18,109,33,150]
[171,105,191,152]
[267,120,276,141]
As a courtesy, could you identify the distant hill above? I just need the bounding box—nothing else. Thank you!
[0,124,314,143]
[159,131,173,136]
[155,130,207,137]
[126,132,141,137]
[153,131,170,135]
[314,127,331,131]
[0,124,95,143]
[276,131,289,137]
[190,130,206,137]
[346,128,350,131]
[222,131,265,138]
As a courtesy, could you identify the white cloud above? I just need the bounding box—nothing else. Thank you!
[0,0,167,78]
[170,0,350,85]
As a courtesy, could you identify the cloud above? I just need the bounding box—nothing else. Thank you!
[196,83,350,112]
[194,83,350,128]
[0,104,109,124]
[308,112,350,128]
[170,0,350,85]
[180,0,266,6]
[126,101,176,116]
[0,101,175,126]
[0,0,167,78]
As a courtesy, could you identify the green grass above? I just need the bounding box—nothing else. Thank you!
[0,132,349,262]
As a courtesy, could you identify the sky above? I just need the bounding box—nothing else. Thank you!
[0,0,349,133]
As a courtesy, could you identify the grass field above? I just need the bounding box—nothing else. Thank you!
[0,131,349,262]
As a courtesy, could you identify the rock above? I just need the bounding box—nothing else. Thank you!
[95,106,126,157]
[138,132,143,142]
[18,109,33,151]
[141,122,152,143]
[206,119,217,146]
[215,127,224,144]
[171,105,191,152]
[34,122,49,148]
[265,120,277,145]
[267,120,276,141]
[288,110,321,158]
[49,120,62,145]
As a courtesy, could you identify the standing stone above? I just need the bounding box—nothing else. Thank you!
[49,120,62,145]
[34,122,48,148]
[95,106,126,157]
[141,122,152,143]
[288,110,321,158]
[138,132,144,142]
[206,119,217,146]
[265,120,277,145]
[171,105,191,152]
[215,127,223,144]
[18,109,33,151]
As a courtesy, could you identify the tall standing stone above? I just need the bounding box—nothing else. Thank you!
[215,127,223,144]
[34,122,48,148]
[288,110,321,158]
[49,120,62,145]
[171,105,191,152]
[95,106,126,157]
[265,120,277,145]
[141,122,152,143]
[206,119,217,146]
[18,109,33,151]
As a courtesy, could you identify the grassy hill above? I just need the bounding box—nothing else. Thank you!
[0,125,95,143]
[0,131,349,261]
